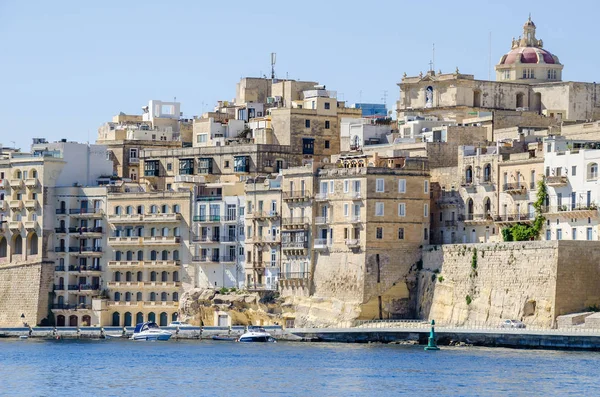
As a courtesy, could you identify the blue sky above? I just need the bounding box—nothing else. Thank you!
[0,0,597,151]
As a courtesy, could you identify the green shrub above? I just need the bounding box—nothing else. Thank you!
[466,295,472,305]
[438,276,444,283]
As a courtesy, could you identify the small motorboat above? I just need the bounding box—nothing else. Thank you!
[238,326,276,343]
[131,322,172,341]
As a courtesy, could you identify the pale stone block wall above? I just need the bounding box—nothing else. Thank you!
[0,262,53,327]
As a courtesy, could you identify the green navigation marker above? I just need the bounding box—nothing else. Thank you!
[424,319,440,351]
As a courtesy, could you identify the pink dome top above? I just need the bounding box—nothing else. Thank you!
[500,47,557,65]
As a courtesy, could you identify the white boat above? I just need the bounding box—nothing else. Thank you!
[131,322,172,341]
[238,326,276,343]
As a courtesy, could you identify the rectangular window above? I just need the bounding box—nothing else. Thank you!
[325,140,330,148]
[224,160,230,168]
[302,138,315,155]
[197,134,207,143]
[424,228,429,240]
[424,180,429,194]
[167,163,172,171]
[546,230,551,240]
[344,180,349,193]
[353,180,361,194]
[179,158,194,175]
[129,148,138,159]
[375,202,384,216]
[305,119,310,128]
[324,102,330,110]
[398,203,406,217]
[398,179,406,193]
[424,204,429,217]
[344,203,349,217]
[572,166,577,176]
[233,156,250,173]
[398,228,405,240]
[557,229,562,240]
[344,228,348,239]
[376,179,384,192]
[572,228,577,240]
[144,160,160,177]
[587,227,593,241]
[329,181,334,193]
[376,227,383,239]
[198,158,213,174]
[325,121,330,129]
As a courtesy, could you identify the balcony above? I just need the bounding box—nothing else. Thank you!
[0,200,6,211]
[141,301,179,309]
[437,191,460,208]
[315,216,328,225]
[220,235,237,243]
[196,195,223,202]
[463,213,493,224]
[8,200,23,210]
[108,236,142,246]
[55,227,67,234]
[55,265,66,271]
[142,236,181,246]
[246,283,278,291]
[71,227,103,237]
[315,193,328,201]
[25,178,38,188]
[192,256,221,263]
[68,265,102,273]
[283,190,312,202]
[345,239,360,248]
[494,213,535,226]
[129,157,140,164]
[279,272,310,283]
[349,191,362,200]
[282,241,308,251]
[543,205,599,220]
[282,217,309,229]
[107,260,179,269]
[313,238,330,250]
[503,183,527,195]
[221,255,236,263]
[222,215,238,223]
[444,220,458,227]
[545,176,568,187]
[54,247,66,253]
[53,284,65,291]
[193,215,221,223]
[143,213,181,223]
[24,220,38,230]
[56,208,67,215]
[72,247,103,256]
[24,200,37,209]
[349,215,361,224]
[252,211,280,220]
[67,284,101,293]
[51,303,91,311]
[69,208,103,218]
[9,179,24,189]
[8,221,22,231]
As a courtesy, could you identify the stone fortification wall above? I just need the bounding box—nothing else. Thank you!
[418,241,600,328]
[0,262,54,327]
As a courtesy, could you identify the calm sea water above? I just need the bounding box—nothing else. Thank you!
[0,339,597,396]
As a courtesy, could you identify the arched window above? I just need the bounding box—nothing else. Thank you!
[162,227,169,237]
[125,271,132,282]
[115,206,122,215]
[173,204,180,213]
[465,167,473,184]
[137,205,144,214]
[588,163,599,180]
[172,312,178,322]
[483,164,492,182]
[150,271,157,281]
[161,292,167,302]
[173,271,179,282]
[484,197,491,215]
[15,170,21,179]
[0,237,7,258]
[125,292,131,302]
[150,250,157,260]
[150,227,156,237]
[124,312,132,327]
[150,292,156,302]
[148,312,156,323]
[466,198,474,220]
[112,312,120,326]
[174,227,180,237]
[28,232,38,255]
[173,292,179,302]
[114,272,121,282]
[126,206,133,215]
[161,271,168,282]
[13,235,23,255]
[137,271,143,282]
[150,205,157,214]
[136,312,144,324]
[115,251,122,261]
[137,250,143,261]
[161,250,168,260]
[115,292,121,301]
[161,205,168,214]
[136,292,142,301]
[126,251,133,261]
[173,250,179,261]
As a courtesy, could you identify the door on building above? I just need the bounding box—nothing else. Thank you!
[484,229,490,243]
[218,315,228,327]
[471,229,476,243]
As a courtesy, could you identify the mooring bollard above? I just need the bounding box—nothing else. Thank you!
[424,319,440,351]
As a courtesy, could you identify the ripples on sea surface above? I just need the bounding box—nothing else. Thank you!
[0,339,597,396]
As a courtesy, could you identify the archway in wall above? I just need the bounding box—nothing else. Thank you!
[0,237,7,259]
[12,234,23,256]
[533,92,542,114]
[56,315,66,327]
[473,90,482,107]
[159,312,168,326]
[171,313,178,322]
[69,315,78,326]
[82,315,91,326]
[124,312,132,327]
[28,232,38,256]
[112,312,120,326]
[148,312,156,323]
[136,312,144,324]
[516,93,524,108]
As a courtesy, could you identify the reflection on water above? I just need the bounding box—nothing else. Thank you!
[0,339,596,396]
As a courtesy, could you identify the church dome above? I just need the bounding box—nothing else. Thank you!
[499,47,558,65]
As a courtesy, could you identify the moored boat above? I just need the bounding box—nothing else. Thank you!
[238,326,276,343]
[131,322,172,341]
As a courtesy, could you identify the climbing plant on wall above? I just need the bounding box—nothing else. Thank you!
[502,180,547,241]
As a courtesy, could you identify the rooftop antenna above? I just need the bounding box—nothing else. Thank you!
[271,52,276,80]
[381,90,388,107]
[432,43,435,72]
